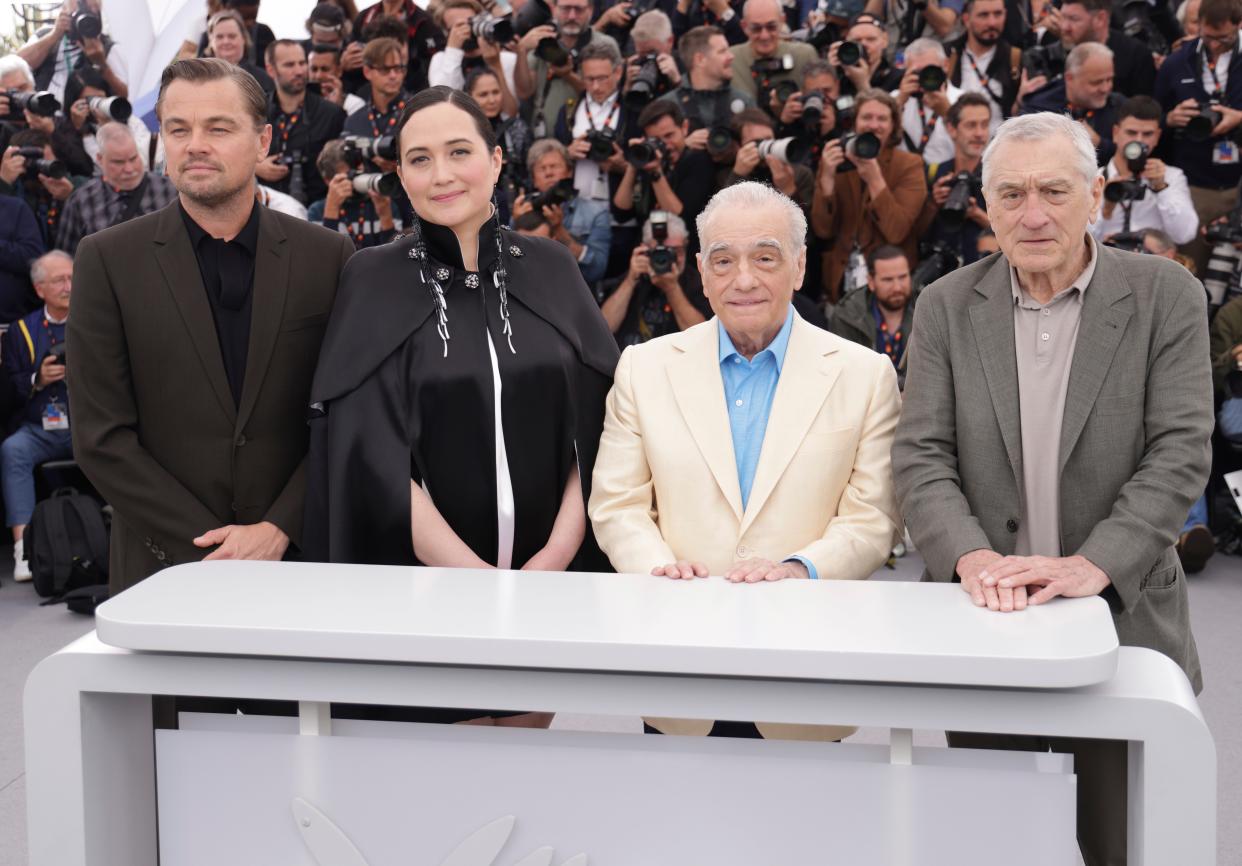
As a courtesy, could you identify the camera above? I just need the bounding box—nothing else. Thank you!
[752,54,796,76]
[527,177,577,210]
[706,125,735,157]
[88,95,131,122]
[772,79,799,103]
[836,41,866,67]
[350,171,402,197]
[918,65,946,91]
[70,10,102,40]
[834,94,857,131]
[1185,102,1223,143]
[624,53,666,111]
[1103,141,1150,204]
[801,90,825,133]
[5,90,60,118]
[466,12,516,50]
[585,127,618,161]
[647,211,676,274]
[940,170,982,228]
[626,136,666,168]
[514,0,552,35]
[1113,0,1167,55]
[1104,231,1145,252]
[755,136,810,164]
[15,147,67,180]
[910,241,961,293]
[536,22,571,66]
[341,135,399,165]
[1021,42,1066,80]
[42,343,67,369]
[837,131,881,170]
[625,0,661,22]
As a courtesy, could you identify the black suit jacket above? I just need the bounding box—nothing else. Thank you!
[67,201,353,594]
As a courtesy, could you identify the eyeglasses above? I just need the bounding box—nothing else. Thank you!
[1201,32,1237,45]
[745,21,781,33]
[368,63,407,75]
[557,4,590,14]
[39,275,72,286]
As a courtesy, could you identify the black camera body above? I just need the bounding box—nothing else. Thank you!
[940,170,982,227]
[5,90,60,118]
[1022,42,1066,81]
[752,53,796,76]
[341,135,399,166]
[1113,0,1168,54]
[706,125,735,157]
[624,53,668,111]
[466,12,516,50]
[15,146,67,180]
[918,65,947,92]
[837,41,867,67]
[911,241,962,293]
[527,177,577,210]
[626,136,667,169]
[648,212,675,275]
[585,127,618,161]
[1185,102,1224,143]
[70,11,102,41]
[1206,208,1242,244]
[801,90,826,134]
[536,23,571,66]
[837,131,881,171]
[1104,141,1150,204]
[626,0,661,22]
[833,94,857,132]
[42,342,67,369]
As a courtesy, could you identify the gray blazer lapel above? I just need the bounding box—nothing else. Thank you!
[236,208,290,433]
[967,257,1022,474]
[152,205,237,424]
[1059,248,1133,471]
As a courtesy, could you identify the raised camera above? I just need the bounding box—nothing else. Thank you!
[918,65,946,91]
[16,147,67,180]
[585,127,618,161]
[88,95,131,122]
[648,211,675,275]
[755,137,810,164]
[626,136,665,168]
[527,177,577,210]
[536,22,570,66]
[836,41,866,67]
[837,131,881,170]
[468,12,516,48]
[706,125,735,156]
[350,171,402,197]
[624,53,665,111]
[6,90,60,117]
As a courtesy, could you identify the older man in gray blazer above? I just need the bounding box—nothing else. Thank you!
[892,112,1213,866]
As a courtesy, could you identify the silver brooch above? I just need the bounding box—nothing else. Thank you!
[435,267,450,281]
[408,248,424,260]
[509,245,523,258]
[464,273,480,289]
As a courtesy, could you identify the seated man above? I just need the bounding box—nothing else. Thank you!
[2,250,74,582]
[827,244,914,389]
[589,181,902,741]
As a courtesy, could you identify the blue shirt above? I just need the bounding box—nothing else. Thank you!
[717,307,818,579]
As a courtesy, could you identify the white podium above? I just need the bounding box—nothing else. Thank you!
[23,561,1215,865]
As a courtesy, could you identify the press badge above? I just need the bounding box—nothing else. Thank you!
[42,401,68,431]
[1213,140,1238,165]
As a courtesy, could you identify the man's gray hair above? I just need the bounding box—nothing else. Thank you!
[0,54,36,88]
[981,112,1098,190]
[642,211,688,242]
[96,121,137,155]
[743,0,783,21]
[632,9,673,43]
[30,250,72,285]
[526,137,570,175]
[1065,40,1113,75]
[579,40,623,68]
[904,37,947,60]
[697,181,807,252]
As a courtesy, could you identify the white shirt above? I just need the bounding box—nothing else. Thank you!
[23,27,128,104]
[257,185,309,220]
[343,92,366,116]
[957,46,1004,135]
[1089,161,1200,245]
[428,48,518,96]
[571,90,621,202]
[1201,45,1231,97]
[894,82,962,166]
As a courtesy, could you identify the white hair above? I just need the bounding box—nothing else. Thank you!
[95,120,137,156]
[631,10,673,44]
[904,37,947,61]
[0,55,36,88]
[696,181,807,253]
[30,250,72,285]
[1065,40,1114,75]
[981,112,1098,191]
[642,211,688,242]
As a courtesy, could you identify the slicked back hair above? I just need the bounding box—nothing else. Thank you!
[157,57,268,131]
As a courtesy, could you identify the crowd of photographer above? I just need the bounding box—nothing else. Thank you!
[2,0,1242,571]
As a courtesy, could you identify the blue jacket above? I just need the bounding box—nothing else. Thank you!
[1019,79,1120,167]
[0,195,44,326]
[1154,39,1242,190]
[4,307,68,428]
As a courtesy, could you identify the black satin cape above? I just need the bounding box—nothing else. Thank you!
[303,223,619,571]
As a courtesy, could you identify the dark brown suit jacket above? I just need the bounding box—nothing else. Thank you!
[67,201,353,594]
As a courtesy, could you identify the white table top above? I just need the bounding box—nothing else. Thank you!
[95,561,1119,689]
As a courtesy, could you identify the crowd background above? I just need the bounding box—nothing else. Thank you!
[1,0,1241,577]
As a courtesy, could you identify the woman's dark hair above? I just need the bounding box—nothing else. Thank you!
[65,67,112,110]
[463,67,502,102]
[394,85,498,152]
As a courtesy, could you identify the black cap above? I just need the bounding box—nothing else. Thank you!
[309,3,347,27]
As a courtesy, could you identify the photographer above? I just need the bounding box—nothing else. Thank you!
[514,0,621,136]
[1155,0,1242,272]
[308,45,366,115]
[864,0,963,46]
[0,56,44,136]
[1055,0,1157,97]
[769,60,839,144]
[946,0,1020,128]
[515,138,612,283]
[613,100,716,237]
[1091,95,1199,246]
[672,0,747,45]
[303,3,353,57]
[828,14,903,97]
[343,37,409,153]
[1020,41,1121,165]
[660,26,754,150]
[262,40,346,205]
[621,11,682,103]
[19,0,128,103]
[597,211,709,346]
[827,244,914,387]
[557,41,629,205]
[730,0,817,103]
[204,9,275,94]
[429,0,519,111]
[920,92,990,264]
[351,0,445,95]
[307,139,398,249]
[812,88,927,301]
[894,38,962,164]
[724,107,814,210]
[0,130,75,251]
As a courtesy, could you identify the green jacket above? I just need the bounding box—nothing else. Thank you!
[1209,295,1242,400]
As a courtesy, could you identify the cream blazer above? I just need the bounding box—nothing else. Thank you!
[589,313,902,740]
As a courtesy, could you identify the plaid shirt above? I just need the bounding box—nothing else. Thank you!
[55,173,178,255]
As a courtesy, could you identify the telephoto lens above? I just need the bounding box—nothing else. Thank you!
[351,172,403,197]
[88,95,132,122]
[837,41,864,66]
[536,24,570,65]
[918,65,946,91]
[1185,102,1223,143]
[8,90,61,117]
[72,11,102,39]
[838,131,881,169]
[17,149,68,179]
[625,136,664,168]
[755,137,810,164]
[624,54,662,111]
[527,177,578,210]
[800,90,824,132]
[940,172,978,227]
[706,125,734,156]
[471,13,516,44]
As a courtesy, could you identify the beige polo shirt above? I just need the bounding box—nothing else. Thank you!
[1010,236,1098,557]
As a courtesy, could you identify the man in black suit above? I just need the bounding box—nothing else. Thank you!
[68,58,353,595]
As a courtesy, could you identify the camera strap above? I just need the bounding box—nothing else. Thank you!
[915,100,937,153]
[582,95,620,132]
[109,177,148,228]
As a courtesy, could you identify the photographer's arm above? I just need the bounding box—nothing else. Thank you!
[600,271,639,333]
[922,0,959,38]
[19,12,69,73]
[650,170,684,215]
[613,161,639,210]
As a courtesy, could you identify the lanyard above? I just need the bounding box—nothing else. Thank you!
[1067,102,1095,122]
[917,100,937,152]
[276,109,301,145]
[368,98,405,139]
[583,97,619,132]
[41,317,62,346]
[964,50,1002,100]
[871,298,905,364]
[1205,50,1226,99]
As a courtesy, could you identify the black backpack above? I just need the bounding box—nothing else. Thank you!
[27,487,110,600]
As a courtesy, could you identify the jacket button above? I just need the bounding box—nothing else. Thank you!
[737,545,748,558]
[236,434,247,447]
[1006,518,1019,533]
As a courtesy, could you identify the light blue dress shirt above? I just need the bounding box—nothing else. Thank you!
[717,307,819,580]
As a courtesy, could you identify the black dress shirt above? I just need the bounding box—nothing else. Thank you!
[180,202,261,406]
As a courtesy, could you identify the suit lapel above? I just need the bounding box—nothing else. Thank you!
[667,321,744,522]
[236,208,290,433]
[968,257,1023,475]
[1059,248,1132,471]
[152,203,237,424]
[739,317,837,536]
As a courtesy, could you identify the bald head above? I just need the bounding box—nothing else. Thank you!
[743,0,784,55]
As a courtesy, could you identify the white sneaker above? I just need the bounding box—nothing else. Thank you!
[13,537,32,582]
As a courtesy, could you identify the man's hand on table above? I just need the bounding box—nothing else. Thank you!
[981,554,1111,606]
[957,548,1028,612]
[651,558,810,581]
[652,560,709,579]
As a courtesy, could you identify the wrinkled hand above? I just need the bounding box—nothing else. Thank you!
[194,521,290,561]
[724,558,809,583]
[981,554,1111,605]
[35,354,66,388]
[955,548,1026,611]
[652,560,708,579]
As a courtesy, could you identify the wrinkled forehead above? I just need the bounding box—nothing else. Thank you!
[985,137,1090,190]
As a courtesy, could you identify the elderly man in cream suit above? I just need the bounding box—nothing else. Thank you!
[589,182,902,741]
